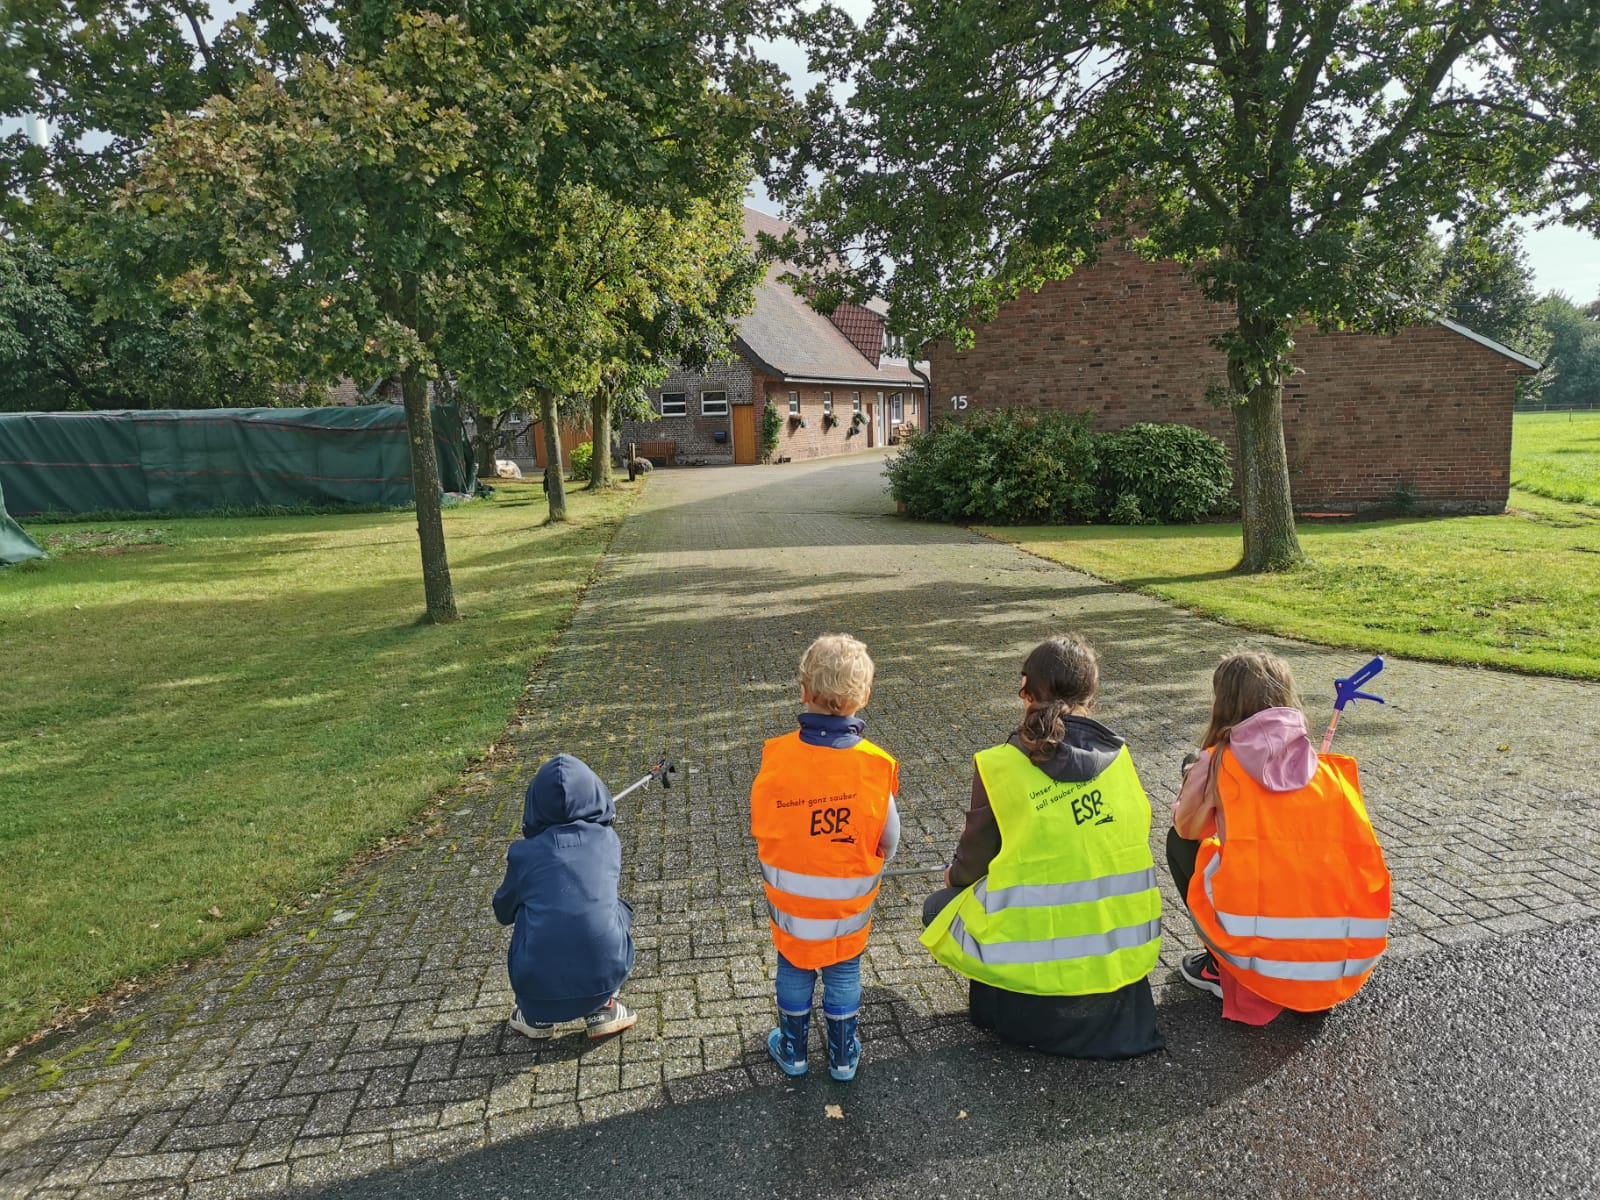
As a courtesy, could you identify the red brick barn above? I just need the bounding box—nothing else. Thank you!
[926,244,1539,514]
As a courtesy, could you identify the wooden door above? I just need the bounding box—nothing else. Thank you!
[732,403,757,465]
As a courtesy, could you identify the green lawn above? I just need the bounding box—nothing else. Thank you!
[0,481,633,1050]
[983,414,1600,680]
[1511,410,1600,506]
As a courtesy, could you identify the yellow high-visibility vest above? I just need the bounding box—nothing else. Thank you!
[922,743,1161,995]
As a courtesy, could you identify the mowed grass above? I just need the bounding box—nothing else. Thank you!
[982,415,1600,680]
[0,481,633,1049]
[1512,410,1600,506]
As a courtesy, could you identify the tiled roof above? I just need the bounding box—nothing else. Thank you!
[737,209,923,387]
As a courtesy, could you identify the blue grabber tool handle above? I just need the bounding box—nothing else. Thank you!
[1322,656,1385,753]
[1334,656,1386,712]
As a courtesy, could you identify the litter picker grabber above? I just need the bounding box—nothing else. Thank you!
[612,755,676,803]
[1321,656,1385,753]
[881,863,948,879]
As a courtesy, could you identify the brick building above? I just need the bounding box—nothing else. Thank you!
[927,244,1540,513]
[619,209,928,466]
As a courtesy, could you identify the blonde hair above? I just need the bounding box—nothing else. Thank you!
[1199,650,1303,805]
[1016,634,1099,764]
[799,633,875,715]
[1200,650,1303,749]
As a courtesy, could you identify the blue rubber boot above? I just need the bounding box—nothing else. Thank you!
[826,1014,860,1082]
[767,1009,810,1077]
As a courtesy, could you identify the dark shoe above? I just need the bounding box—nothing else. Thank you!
[768,1009,810,1077]
[1180,951,1223,999]
[508,1007,556,1040]
[826,1014,860,1082]
[585,998,638,1039]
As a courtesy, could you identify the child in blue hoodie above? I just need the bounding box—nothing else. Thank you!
[492,754,637,1039]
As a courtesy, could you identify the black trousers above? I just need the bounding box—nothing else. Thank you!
[920,885,1164,1058]
[1166,827,1201,909]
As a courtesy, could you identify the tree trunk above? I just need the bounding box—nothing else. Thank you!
[589,385,613,490]
[538,387,568,521]
[1229,375,1304,573]
[400,365,459,622]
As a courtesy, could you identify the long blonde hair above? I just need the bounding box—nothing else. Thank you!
[1199,650,1303,804]
[1015,634,1099,764]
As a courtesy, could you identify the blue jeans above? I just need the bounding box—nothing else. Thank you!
[775,951,861,1020]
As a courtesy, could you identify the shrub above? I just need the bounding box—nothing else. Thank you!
[1096,422,1233,523]
[760,403,783,462]
[887,410,1101,523]
[569,441,594,481]
[1105,493,1154,525]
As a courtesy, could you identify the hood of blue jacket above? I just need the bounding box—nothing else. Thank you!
[523,754,615,839]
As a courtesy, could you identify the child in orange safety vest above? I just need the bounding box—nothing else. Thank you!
[1168,650,1391,1024]
[750,634,901,1081]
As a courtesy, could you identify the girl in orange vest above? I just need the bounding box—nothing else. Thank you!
[1169,650,1391,1024]
[751,634,901,1081]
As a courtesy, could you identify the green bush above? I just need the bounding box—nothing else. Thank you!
[760,403,783,462]
[1105,493,1155,525]
[887,410,1101,523]
[569,441,594,481]
[1096,422,1233,523]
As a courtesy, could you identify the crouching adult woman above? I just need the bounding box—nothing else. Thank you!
[921,634,1164,1058]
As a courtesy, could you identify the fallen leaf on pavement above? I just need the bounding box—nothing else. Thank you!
[957,1110,968,1119]
[824,1104,844,1120]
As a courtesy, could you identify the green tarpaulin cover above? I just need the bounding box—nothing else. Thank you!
[0,477,46,565]
[0,404,475,517]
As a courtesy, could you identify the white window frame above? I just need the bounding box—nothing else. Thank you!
[659,391,687,417]
[822,391,834,416]
[852,391,863,414]
[701,390,728,416]
[788,391,800,415]
[891,392,904,423]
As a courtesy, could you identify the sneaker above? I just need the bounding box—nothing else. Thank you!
[508,1007,556,1040]
[585,998,639,1039]
[1179,950,1223,999]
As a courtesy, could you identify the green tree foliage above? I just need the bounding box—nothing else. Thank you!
[1433,225,1546,358]
[0,234,279,411]
[115,1,789,617]
[1535,294,1600,409]
[777,1,1600,571]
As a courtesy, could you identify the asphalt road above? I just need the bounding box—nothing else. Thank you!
[299,916,1600,1200]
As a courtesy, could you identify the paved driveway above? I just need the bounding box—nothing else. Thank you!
[2,451,1597,1198]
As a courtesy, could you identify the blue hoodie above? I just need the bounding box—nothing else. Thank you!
[492,755,635,1022]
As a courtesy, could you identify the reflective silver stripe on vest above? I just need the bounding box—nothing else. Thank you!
[1196,926,1384,982]
[947,915,1160,966]
[973,867,1158,914]
[767,902,875,942]
[760,860,881,902]
[1202,854,1389,942]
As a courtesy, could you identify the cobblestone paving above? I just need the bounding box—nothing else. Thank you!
[3,451,1598,1198]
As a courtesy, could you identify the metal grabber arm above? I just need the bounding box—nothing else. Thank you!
[612,754,677,803]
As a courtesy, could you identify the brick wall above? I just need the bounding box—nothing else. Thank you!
[755,375,918,460]
[926,245,1532,513]
[619,360,753,464]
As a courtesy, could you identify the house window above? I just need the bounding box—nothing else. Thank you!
[852,391,862,414]
[822,391,834,415]
[788,391,800,415]
[909,392,919,418]
[660,391,687,417]
[891,392,904,423]
[701,390,728,416]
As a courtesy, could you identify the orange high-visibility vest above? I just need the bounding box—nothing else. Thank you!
[750,731,898,970]
[1187,747,1391,1011]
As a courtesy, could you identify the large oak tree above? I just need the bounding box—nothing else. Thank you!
[776,0,1600,570]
